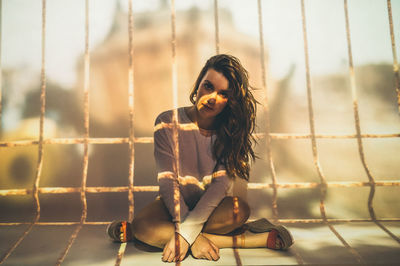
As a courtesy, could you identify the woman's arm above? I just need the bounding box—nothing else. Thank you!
[154,115,190,222]
[178,172,232,245]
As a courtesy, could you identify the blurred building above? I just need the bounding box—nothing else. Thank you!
[72,2,272,215]
[77,2,267,137]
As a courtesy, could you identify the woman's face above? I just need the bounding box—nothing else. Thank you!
[195,68,229,120]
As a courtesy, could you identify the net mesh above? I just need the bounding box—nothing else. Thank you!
[0,0,399,265]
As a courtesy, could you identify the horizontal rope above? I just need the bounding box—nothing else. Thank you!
[1,218,399,226]
[248,180,400,189]
[0,186,159,196]
[1,181,398,196]
[1,133,399,147]
[0,137,153,147]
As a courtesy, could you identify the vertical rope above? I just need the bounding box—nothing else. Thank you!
[344,0,400,244]
[0,0,46,263]
[300,0,363,262]
[343,0,375,222]
[56,0,90,264]
[170,0,181,264]
[214,0,220,54]
[257,0,278,221]
[171,110,182,265]
[127,0,135,227]
[257,2,304,262]
[231,197,242,266]
[115,2,135,265]
[35,0,47,228]
[171,0,178,110]
[387,0,400,113]
[114,242,127,266]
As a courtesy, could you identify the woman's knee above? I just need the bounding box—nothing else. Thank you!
[224,196,250,224]
[130,198,174,247]
[203,196,250,234]
[131,217,174,247]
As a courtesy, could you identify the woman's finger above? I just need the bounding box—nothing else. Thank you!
[209,248,219,261]
[179,251,186,262]
[208,239,220,259]
[167,251,175,263]
[173,252,181,262]
[161,247,166,261]
[162,248,171,262]
[204,252,213,261]
[209,241,220,256]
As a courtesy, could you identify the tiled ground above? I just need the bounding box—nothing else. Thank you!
[1,222,399,265]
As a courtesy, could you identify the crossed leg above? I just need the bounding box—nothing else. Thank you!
[107,194,285,262]
[130,196,282,251]
[107,195,283,257]
[131,196,249,249]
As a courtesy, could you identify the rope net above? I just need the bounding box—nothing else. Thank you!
[0,0,399,265]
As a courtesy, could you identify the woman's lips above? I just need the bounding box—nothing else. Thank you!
[203,104,214,111]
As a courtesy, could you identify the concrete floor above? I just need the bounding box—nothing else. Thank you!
[1,222,399,265]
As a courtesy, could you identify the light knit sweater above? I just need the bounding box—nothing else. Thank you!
[154,107,239,245]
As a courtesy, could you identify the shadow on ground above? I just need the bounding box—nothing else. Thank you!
[1,222,400,265]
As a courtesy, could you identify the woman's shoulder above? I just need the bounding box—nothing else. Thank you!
[154,107,190,125]
[154,109,174,125]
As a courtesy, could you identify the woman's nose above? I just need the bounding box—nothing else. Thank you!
[207,97,216,105]
[207,92,218,104]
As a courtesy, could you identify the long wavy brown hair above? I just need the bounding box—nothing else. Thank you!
[190,54,257,181]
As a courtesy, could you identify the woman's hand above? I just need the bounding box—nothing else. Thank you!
[162,234,189,263]
[191,233,220,261]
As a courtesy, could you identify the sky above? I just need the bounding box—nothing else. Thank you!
[1,0,400,88]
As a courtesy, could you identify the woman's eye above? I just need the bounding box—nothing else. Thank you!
[203,83,212,90]
[220,92,228,98]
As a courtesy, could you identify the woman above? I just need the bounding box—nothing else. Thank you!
[108,54,293,262]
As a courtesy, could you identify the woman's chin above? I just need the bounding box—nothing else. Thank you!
[199,110,218,119]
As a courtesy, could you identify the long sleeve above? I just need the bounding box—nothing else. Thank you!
[153,108,237,245]
[179,171,233,245]
[154,116,189,222]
